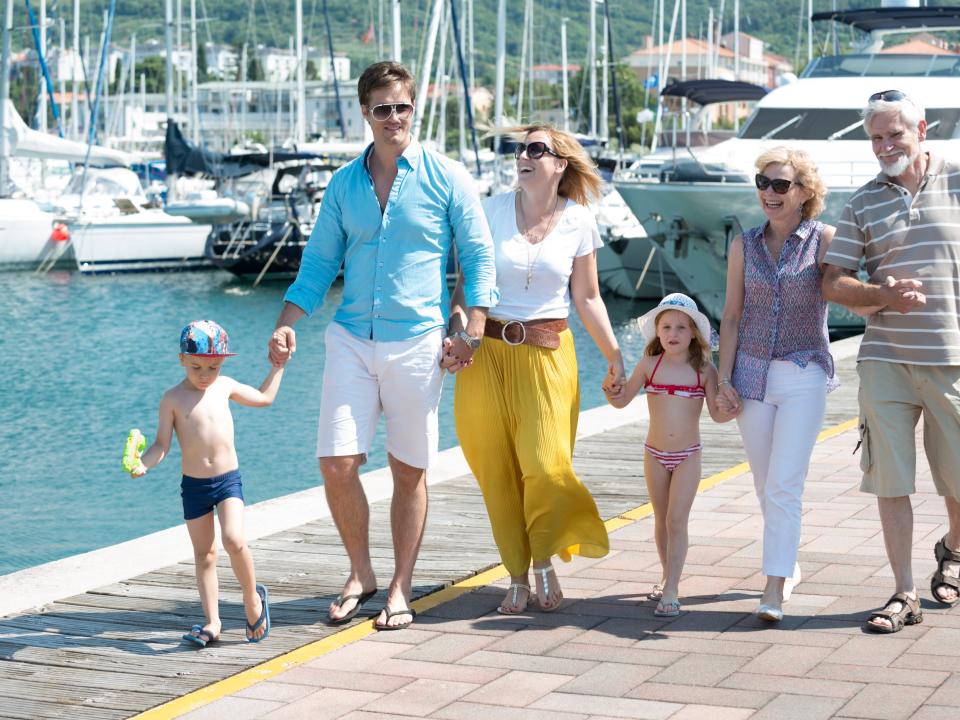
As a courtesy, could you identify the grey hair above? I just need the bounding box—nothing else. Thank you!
[861,98,925,136]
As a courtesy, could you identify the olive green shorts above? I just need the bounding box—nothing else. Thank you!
[857,360,960,499]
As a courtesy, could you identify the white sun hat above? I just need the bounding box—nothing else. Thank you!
[637,293,716,347]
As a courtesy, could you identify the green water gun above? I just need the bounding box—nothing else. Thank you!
[122,428,147,475]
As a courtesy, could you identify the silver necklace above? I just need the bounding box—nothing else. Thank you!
[518,194,562,290]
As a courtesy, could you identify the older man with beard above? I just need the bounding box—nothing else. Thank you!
[822,90,960,633]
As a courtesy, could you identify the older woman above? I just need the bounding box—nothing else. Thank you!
[717,147,840,622]
[445,124,625,614]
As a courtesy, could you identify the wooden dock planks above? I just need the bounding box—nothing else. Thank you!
[0,356,862,719]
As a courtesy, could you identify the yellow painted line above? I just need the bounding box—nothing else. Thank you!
[137,417,858,719]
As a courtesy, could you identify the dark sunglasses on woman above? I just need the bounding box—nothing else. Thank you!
[514,141,561,160]
[369,102,414,121]
[755,174,801,194]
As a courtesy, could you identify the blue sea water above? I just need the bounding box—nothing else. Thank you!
[0,270,653,576]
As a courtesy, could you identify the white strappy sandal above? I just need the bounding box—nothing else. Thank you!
[534,565,563,612]
[496,583,531,615]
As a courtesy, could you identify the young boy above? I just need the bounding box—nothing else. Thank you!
[129,320,285,647]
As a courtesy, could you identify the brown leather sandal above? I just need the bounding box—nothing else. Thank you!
[864,592,922,634]
[931,536,960,607]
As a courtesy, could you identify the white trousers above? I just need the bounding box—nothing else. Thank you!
[736,360,827,578]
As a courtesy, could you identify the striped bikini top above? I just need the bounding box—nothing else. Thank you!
[644,354,705,399]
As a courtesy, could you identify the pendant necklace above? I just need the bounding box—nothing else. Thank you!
[518,194,562,290]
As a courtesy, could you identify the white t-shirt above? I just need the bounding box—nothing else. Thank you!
[483,191,602,321]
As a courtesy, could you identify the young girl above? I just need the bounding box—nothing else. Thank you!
[605,293,734,616]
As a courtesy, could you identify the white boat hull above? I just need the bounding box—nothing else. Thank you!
[615,181,863,328]
[0,198,66,269]
[70,213,212,273]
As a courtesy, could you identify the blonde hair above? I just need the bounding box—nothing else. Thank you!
[754,146,826,221]
[644,309,710,371]
[498,123,603,205]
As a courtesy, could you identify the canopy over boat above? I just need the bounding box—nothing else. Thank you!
[660,80,769,106]
[811,6,960,33]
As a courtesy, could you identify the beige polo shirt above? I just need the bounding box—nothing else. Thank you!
[823,153,960,365]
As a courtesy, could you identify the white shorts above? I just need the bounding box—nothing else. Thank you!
[317,321,444,470]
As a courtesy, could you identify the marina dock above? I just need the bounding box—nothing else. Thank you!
[5,337,956,720]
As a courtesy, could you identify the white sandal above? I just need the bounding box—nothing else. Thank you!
[534,565,563,612]
[649,582,665,601]
[496,583,531,615]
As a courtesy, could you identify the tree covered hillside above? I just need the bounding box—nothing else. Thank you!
[34,0,950,81]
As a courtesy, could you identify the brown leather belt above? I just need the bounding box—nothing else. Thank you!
[485,318,568,350]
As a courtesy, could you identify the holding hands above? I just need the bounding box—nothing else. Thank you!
[715,380,742,418]
[269,326,296,367]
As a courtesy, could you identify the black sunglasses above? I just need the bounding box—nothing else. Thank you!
[869,90,908,103]
[755,174,801,194]
[514,141,561,160]
[369,102,413,121]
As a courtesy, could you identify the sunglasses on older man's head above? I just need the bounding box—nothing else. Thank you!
[514,141,561,160]
[755,174,801,194]
[869,90,908,103]
[368,102,414,121]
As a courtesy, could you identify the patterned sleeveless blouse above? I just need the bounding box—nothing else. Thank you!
[733,219,838,401]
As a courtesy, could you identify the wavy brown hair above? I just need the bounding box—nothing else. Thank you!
[499,123,603,206]
[357,61,416,107]
[644,309,710,371]
[755,146,826,221]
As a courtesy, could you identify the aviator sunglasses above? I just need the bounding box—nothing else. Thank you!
[514,141,561,160]
[755,174,801,194]
[368,102,414,121]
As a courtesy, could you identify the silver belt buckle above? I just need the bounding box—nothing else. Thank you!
[501,320,526,346]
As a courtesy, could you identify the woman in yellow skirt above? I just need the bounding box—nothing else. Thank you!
[445,124,625,614]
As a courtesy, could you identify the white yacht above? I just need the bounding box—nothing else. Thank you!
[614,5,960,326]
[56,168,212,274]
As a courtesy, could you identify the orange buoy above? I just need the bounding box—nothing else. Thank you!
[50,223,70,242]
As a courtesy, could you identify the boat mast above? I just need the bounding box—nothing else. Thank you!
[322,0,345,138]
[165,0,176,199]
[561,17,569,132]
[493,0,505,185]
[190,0,199,142]
[0,0,12,196]
[72,0,78,138]
[413,0,443,139]
[39,0,46,132]
[392,0,401,62]
[601,0,608,143]
[296,0,306,143]
[651,0,680,153]
[589,0,596,137]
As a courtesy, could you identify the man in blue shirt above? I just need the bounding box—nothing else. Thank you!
[269,62,497,630]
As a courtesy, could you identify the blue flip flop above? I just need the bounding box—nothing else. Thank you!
[182,624,219,648]
[246,583,270,643]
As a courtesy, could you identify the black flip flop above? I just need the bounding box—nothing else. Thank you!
[327,588,378,625]
[182,624,219,648]
[374,606,416,631]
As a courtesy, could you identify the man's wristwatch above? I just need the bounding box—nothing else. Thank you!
[455,329,482,350]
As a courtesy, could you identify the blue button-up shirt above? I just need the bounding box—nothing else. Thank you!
[284,139,499,341]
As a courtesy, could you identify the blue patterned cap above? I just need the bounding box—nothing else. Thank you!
[179,320,236,357]
[638,293,718,350]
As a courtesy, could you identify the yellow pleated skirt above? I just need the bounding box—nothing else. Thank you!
[454,328,610,576]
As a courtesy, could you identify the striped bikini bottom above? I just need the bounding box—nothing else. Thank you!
[644,442,703,473]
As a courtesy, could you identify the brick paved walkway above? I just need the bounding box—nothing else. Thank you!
[172,425,959,720]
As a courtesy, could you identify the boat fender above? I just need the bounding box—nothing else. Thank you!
[50,223,70,243]
[122,428,147,475]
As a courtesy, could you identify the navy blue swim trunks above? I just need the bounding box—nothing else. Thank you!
[181,469,244,520]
